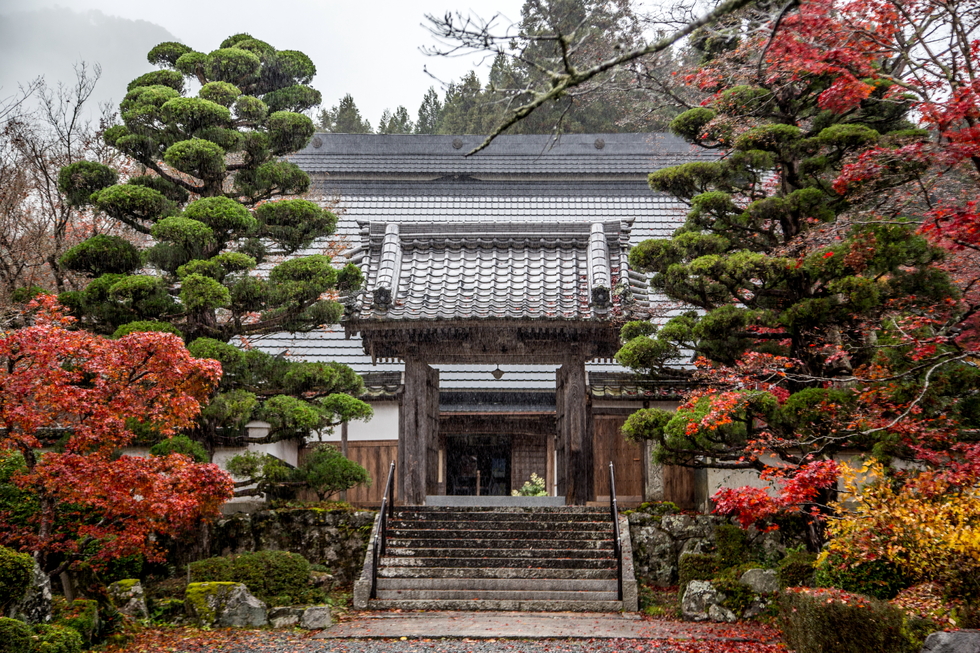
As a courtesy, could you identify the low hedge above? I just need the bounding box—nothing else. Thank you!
[0,618,31,653]
[0,546,33,613]
[814,552,911,600]
[779,587,912,653]
[188,550,322,606]
[31,624,84,653]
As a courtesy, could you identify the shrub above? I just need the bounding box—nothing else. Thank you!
[149,435,209,463]
[0,546,33,613]
[678,553,722,592]
[815,551,911,600]
[779,587,911,653]
[715,524,750,567]
[512,473,547,496]
[778,549,817,589]
[189,550,320,606]
[56,599,100,647]
[299,445,371,501]
[637,501,681,515]
[0,618,31,653]
[31,623,84,653]
[711,577,757,616]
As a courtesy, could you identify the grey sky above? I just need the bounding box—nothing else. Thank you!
[0,0,525,126]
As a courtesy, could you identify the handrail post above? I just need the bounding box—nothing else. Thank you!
[609,461,622,602]
[371,461,396,600]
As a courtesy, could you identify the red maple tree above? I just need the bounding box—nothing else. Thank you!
[0,295,233,577]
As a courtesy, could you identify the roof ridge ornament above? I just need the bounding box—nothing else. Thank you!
[373,223,401,310]
[587,223,611,309]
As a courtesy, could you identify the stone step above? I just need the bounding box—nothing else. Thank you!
[376,566,617,580]
[385,547,614,560]
[377,577,617,592]
[393,510,612,523]
[375,589,620,601]
[366,598,624,612]
[381,556,615,569]
[386,538,614,550]
[395,506,608,515]
[387,526,611,539]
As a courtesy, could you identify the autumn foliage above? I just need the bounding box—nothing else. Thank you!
[618,0,980,552]
[0,295,233,575]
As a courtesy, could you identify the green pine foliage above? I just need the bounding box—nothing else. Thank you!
[316,94,373,133]
[56,34,371,455]
[614,41,976,478]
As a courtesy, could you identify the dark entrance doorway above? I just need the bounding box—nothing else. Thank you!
[446,434,511,496]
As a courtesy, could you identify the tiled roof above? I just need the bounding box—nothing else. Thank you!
[291,133,712,176]
[254,133,702,392]
[346,220,648,323]
[310,180,686,248]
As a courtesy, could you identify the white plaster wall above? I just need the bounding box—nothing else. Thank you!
[314,402,398,443]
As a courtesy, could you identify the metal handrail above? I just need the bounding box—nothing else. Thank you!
[370,461,396,599]
[609,461,623,601]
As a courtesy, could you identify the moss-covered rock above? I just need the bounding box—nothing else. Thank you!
[108,579,148,619]
[184,582,267,628]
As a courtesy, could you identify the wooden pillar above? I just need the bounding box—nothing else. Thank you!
[399,357,438,505]
[556,358,592,505]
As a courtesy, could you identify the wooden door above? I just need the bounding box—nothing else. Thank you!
[592,415,645,505]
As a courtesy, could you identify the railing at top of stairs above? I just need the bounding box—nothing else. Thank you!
[609,461,623,602]
[370,461,395,600]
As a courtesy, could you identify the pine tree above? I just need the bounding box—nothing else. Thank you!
[378,105,413,134]
[316,93,373,133]
[56,34,373,455]
[414,87,442,134]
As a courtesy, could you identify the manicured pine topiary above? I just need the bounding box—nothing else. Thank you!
[55,34,373,457]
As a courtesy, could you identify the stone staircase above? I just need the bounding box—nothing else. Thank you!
[354,506,637,611]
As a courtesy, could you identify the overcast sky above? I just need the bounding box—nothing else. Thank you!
[0,0,525,126]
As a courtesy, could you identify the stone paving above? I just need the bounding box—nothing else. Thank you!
[317,611,764,641]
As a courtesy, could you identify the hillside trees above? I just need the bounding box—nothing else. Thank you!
[616,0,980,546]
[0,65,131,306]
[0,296,232,581]
[56,34,373,455]
[316,93,373,133]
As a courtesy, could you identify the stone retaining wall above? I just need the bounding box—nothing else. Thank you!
[212,509,375,585]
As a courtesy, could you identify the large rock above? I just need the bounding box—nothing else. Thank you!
[268,606,303,628]
[184,582,267,628]
[739,568,779,595]
[681,580,728,622]
[921,630,980,653]
[7,560,51,624]
[629,513,725,586]
[108,579,148,619]
[300,605,332,629]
